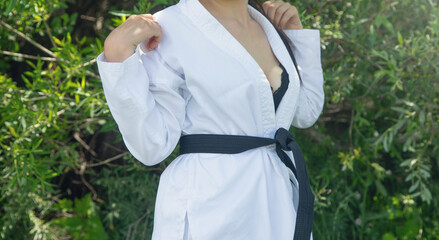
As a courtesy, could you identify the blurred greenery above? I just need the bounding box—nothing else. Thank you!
[0,0,438,239]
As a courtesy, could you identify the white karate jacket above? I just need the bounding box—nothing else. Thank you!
[97,0,324,239]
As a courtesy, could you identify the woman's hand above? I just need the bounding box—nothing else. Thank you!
[262,0,303,30]
[104,14,162,62]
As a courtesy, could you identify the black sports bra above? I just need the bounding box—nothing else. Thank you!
[271,63,289,112]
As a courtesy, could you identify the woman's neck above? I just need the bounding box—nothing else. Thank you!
[199,0,252,27]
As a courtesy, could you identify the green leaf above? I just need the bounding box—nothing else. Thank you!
[375,180,388,197]
[382,232,397,240]
[420,186,432,204]
[397,32,403,46]
[418,110,425,125]
[56,198,74,212]
[390,107,407,114]
[53,36,63,47]
[408,180,420,193]
[381,16,395,34]
[108,10,133,17]
[399,159,412,167]
[75,193,92,218]
[420,168,431,179]
[396,218,420,239]
[85,216,109,240]
[4,0,17,15]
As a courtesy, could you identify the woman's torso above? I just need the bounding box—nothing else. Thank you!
[147,1,302,238]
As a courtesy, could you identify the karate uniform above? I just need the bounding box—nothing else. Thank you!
[97,0,324,239]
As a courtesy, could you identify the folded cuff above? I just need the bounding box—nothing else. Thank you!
[282,29,320,42]
[96,46,142,89]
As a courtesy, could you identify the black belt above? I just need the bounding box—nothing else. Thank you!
[179,127,314,240]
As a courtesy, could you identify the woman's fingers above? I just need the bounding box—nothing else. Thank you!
[141,13,154,20]
[142,15,162,51]
[278,7,297,29]
[146,35,161,51]
[104,13,162,61]
[262,0,302,30]
[126,14,162,51]
[144,19,162,51]
[273,3,291,28]
[262,1,282,25]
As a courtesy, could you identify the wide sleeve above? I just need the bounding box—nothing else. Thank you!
[283,29,325,128]
[96,45,187,166]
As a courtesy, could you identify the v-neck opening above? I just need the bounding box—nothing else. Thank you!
[271,63,287,93]
[201,1,279,80]
[194,0,285,110]
[180,0,302,132]
[273,63,289,112]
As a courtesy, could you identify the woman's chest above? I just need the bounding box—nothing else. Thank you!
[222,21,284,92]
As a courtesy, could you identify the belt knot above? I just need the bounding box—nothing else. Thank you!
[274,127,295,151]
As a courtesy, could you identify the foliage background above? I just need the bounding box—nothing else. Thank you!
[0,0,438,239]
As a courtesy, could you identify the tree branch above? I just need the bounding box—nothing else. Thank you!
[73,132,98,157]
[43,19,57,48]
[0,50,57,61]
[0,20,60,60]
[87,152,128,167]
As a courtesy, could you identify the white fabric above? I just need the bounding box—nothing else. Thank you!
[97,0,324,239]
[183,212,192,240]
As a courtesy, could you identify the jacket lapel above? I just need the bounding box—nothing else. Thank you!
[247,5,301,129]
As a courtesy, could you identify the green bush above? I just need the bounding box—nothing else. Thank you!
[0,0,437,239]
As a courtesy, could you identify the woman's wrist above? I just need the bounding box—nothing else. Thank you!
[283,25,303,30]
[104,38,136,63]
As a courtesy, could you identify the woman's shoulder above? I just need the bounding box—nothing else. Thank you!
[150,3,195,54]
[152,3,186,28]
[146,3,193,77]
[151,2,195,44]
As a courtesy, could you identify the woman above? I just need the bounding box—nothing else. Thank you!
[97,0,324,239]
